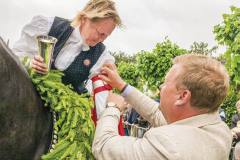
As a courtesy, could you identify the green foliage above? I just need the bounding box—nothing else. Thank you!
[117,61,141,89]
[214,5,240,126]
[111,51,137,65]
[189,41,218,56]
[214,6,240,91]
[115,39,186,95]
[220,89,239,126]
[30,71,95,160]
[136,38,187,91]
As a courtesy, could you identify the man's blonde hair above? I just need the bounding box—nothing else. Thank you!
[236,100,240,108]
[173,54,229,112]
[71,0,122,27]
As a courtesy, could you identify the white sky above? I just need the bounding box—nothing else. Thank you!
[1,0,240,55]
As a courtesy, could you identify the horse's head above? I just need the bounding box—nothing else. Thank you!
[0,37,52,160]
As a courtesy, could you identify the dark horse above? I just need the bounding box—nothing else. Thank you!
[0,37,53,160]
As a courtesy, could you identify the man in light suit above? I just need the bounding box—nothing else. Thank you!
[92,54,232,160]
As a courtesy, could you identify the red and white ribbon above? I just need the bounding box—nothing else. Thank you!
[91,75,125,136]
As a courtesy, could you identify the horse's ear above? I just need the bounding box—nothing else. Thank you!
[0,38,52,160]
[0,37,29,75]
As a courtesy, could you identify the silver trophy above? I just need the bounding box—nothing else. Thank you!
[36,35,57,72]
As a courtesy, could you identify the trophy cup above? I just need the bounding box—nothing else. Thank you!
[36,35,57,72]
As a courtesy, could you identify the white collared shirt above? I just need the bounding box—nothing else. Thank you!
[12,15,115,78]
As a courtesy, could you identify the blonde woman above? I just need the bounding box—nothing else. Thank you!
[13,0,122,94]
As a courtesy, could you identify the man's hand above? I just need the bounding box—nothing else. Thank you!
[99,63,126,91]
[31,55,48,74]
[231,127,240,139]
[107,92,127,113]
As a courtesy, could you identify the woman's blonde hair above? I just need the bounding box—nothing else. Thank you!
[71,0,122,27]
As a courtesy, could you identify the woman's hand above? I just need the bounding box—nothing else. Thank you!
[99,63,126,91]
[31,55,48,74]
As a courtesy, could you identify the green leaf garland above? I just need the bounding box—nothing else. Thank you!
[30,70,95,160]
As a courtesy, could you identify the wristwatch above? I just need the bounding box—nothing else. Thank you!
[107,102,121,112]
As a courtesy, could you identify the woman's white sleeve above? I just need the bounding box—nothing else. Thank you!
[12,15,54,58]
[89,49,115,78]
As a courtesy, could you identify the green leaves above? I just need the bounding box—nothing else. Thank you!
[214,5,240,92]
[189,41,218,56]
[136,38,186,91]
[213,5,240,127]
[117,61,141,89]
[114,38,186,97]
[220,89,239,126]
[30,71,95,160]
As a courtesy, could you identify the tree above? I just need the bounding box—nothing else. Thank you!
[136,38,187,91]
[117,61,141,89]
[189,41,218,56]
[214,6,240,126]
[214,6,240,92]
[111,51,137,65]
[111,51,142,89]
